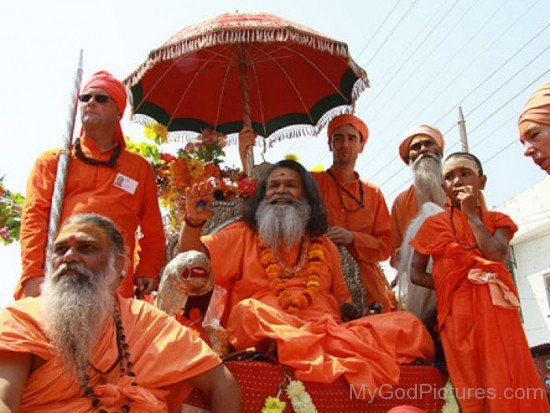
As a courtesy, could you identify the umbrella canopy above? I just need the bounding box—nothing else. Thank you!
[124,12,369,145]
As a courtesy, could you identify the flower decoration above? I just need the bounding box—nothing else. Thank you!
[286,380,317,413]
[309,164,325,172]
[144,122,169,144]
[126,123,254,233]
[285,153,299,162]
[0,176,24,246]
[259,237,325,315]
[261,396,287,413]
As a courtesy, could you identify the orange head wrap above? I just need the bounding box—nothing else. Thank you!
[327,114,369,144]
[81,71,127,145]
[518,82,550,140]
[398,124,445,164]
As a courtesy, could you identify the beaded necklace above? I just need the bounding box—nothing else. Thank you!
[80,307,135,412]
[326,169,364,212]
[259,237,325,315]
[74,138,122,168]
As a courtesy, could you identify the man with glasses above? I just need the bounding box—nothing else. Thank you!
[16,71,166,300]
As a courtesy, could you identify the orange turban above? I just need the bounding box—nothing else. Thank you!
[81,71,127,145]
[327,114,369,143]
[518,82,550,139]
[399,124,445,164]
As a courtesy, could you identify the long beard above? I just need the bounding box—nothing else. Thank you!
[412,154,446,207]
[41,258,119,377]
[256,196,311,251]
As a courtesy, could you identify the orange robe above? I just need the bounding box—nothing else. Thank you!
[0,296,221,412]
[312,169,392,311]
[390,185,418,268]
[17,135,166,298]
[410,208,549,412]
[202,222,434,394]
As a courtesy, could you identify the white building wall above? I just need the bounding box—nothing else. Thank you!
[496,176,550,346]
[510,232,550,346]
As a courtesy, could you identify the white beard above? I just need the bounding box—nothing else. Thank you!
[41,257,119,376]
[412,153,446,207]
[256,195,311,251]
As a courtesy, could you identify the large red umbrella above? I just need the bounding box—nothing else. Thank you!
[124,12,369,151]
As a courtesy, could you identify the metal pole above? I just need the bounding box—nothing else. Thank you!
[45,50,84,265]
[238,45,255,176]
[457,106,469,152]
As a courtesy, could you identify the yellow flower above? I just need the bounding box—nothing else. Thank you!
[261,396,286,413]
[310,164,325,172]
[144,122,168,143]
[285,153,299,161]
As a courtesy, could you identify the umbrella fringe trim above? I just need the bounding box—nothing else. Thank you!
[125,27,366,87]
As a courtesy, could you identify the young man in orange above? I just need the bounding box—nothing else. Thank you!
[0,214,240,412]
[17,71,166,300]
[312,115,393,312]
[410,153,548,412]
[179,160,434,396]
[519,82,550,174]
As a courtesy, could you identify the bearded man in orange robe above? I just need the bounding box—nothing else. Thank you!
[17,70,166,300]
[410,153,548,412]
[179,159,434,397]
[390,124,446,269]
[0,213,240,412]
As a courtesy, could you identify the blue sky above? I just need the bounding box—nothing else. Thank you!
[1,0,548,307]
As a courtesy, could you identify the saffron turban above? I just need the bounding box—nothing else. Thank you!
[327,114,369,143]
[82,70,127,115]
[81,71,127,144]
[518,82,550,139]
[399,124,445,164]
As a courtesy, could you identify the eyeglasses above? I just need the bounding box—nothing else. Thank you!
[78,93,110,104]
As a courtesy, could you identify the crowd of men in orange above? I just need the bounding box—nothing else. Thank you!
[0,71,548,412]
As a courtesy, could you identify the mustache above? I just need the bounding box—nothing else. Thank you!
[269,194,299,204]
[412,152,441,168]
[51,262,94,283]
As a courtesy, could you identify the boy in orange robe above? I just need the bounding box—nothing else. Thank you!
[410,152,548,412]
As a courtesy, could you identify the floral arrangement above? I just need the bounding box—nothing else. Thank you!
[261,378,318,413]
[126,123,256,233]
[0,177,24,246]
[259,237,324,315]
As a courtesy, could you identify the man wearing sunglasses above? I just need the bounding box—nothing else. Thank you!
[16,71,166,301]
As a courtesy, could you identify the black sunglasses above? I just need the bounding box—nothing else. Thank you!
[78,93,110,104]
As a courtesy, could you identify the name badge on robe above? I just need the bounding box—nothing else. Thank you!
[113,173,138,195]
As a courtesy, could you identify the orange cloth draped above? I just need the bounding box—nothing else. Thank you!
[0,296,221,412]
[390,185,418,267]
[17,135,166,298]
[410,208,549,412]
[312,169,392,311]
[202,222,434,394]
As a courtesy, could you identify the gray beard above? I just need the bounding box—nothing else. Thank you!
[256,196,311,251]
[412,153,446,207]
[41,258,119,377]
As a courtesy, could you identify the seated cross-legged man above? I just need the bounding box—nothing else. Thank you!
[0,213,240,412]
[179,159,434,397]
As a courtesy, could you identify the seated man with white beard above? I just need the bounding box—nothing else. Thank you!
[0,214,241,412]
[178,159,434,397]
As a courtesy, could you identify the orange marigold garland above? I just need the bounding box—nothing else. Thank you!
[258,238,325,315]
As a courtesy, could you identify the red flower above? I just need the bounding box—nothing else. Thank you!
[238,177,257,198]
[160,153,177,163]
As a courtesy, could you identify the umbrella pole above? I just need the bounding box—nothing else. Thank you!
[45,50,84,265]
[238,47,255,176]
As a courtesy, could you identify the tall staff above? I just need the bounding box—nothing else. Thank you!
[45,50,84,263]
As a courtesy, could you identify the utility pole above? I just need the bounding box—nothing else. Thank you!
[457,106,469,152]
